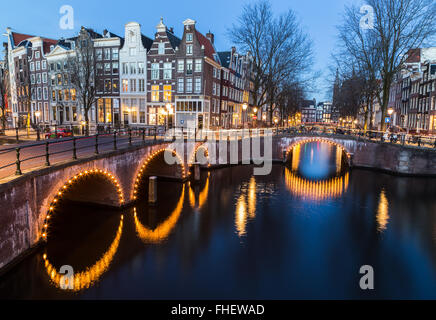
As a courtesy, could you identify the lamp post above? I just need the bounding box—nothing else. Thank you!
[35,111,41,140]
[242,104,248,127]
[387,108,394,131]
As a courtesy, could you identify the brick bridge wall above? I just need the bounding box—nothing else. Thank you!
[0,134,435,271]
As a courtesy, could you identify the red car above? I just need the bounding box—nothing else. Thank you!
[45,128,73,139]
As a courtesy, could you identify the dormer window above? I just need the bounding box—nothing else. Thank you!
[186,33,193,42]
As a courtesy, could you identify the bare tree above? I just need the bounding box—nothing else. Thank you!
[337,0,436,130]
[229,0,314,125]
[67,28,97,135]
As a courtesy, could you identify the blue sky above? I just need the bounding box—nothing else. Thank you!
[1,0,357,101]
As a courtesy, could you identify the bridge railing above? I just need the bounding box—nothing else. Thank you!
[274,127,436,150]
[0,126,166,180]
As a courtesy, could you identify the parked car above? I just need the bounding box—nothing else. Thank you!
[45,128,72,139]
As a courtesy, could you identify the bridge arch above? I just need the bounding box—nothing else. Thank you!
[284,137,352,166]
[132,148,187,200]
[188,143,211,168]
[41,169,125,240]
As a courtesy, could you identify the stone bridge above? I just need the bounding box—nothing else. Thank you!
[0,133,435,271]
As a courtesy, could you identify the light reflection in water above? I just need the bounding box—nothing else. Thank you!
[189,173,210,211]
[235,177,257,237]
[377,189,390,232]
[43,215,124,292]
[285,169,350,201]
[134,185,185,243]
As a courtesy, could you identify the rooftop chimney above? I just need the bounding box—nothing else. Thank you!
[206,31,214,44]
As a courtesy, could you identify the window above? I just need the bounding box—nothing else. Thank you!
[104,63,111,75]
[186,60,193,75]
[186,33,193,42]
[178,78,184,93]
[138,62,145,74]
[130,62,136,74]
[186,78,193,93]
[37,88,42,100]
[195,59,202,72]
[139,79,145,92]
[30,62,34,72]
[129,47,136,56]
[64,89,70,100]
[178,60,184,73]
[96,49,103,60]
[31,74,35,84]
[104,48,111,60]
[105,80,112,93]
[213,67,216,78]
[195,77,201,93]
[58,90,63,101]
[42,73,47,83]
[186,44,193,55]
[96,63,103,75]
[57,74,62,85]
[35,51,40,59]
[43,87,48,100]
[163,63,172,79]
[52,90,56,102]
[213,83,216,95]
[151,63,159,80]
[36,61,40,71]
[130,79,136,92]
[37,74,41,84]
[158,42,165,54]
[122,79,128,92]
[113,62,119,75]
[113,79,119,93]
[151,85,159,102]
[71,89,76,101]
[163,85,171,102]
[112,48,119,60]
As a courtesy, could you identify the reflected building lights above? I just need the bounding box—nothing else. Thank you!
[43,215,124,292]
[189,173,210,211]
[235,177,257,238]
[377,189,390,232]
[134,185,185,243]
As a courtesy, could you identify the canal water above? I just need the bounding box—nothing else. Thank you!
[1,141,436,299]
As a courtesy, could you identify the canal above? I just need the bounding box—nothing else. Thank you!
[1,141,436,299]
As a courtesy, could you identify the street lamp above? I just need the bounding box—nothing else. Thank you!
[387,108,394,130]
[35,111,41,140]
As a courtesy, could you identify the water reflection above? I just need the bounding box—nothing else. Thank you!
[189,173,210,211]
[235,177,257,237]
[286,142,349,201]
[43,215,123,292]
[377,189,390,232]
[285,169,349,201]
[134,185,185,244]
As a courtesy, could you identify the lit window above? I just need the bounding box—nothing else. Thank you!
[163,85,172,102]
[151,85,159,102]
[122,79,128,92]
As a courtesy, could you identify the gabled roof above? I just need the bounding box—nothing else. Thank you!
[11,32,57,54]
[166,30,181,50]
[141,34,153,51]
[218,51,231,68]
[83,28,102,39]
[195,30,218,62]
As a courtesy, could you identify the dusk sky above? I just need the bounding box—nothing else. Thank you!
[1,0,357,102]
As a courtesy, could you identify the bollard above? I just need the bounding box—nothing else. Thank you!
[15,127,19,142]
[72,137,77,160]
[36,127,41,141]
[194,163,201,182]
[15,148,22,175]
[148,176,158,205]
[95,134,99,155]
[45,141,50,166]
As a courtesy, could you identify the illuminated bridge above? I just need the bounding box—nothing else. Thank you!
[0,132,435,271]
